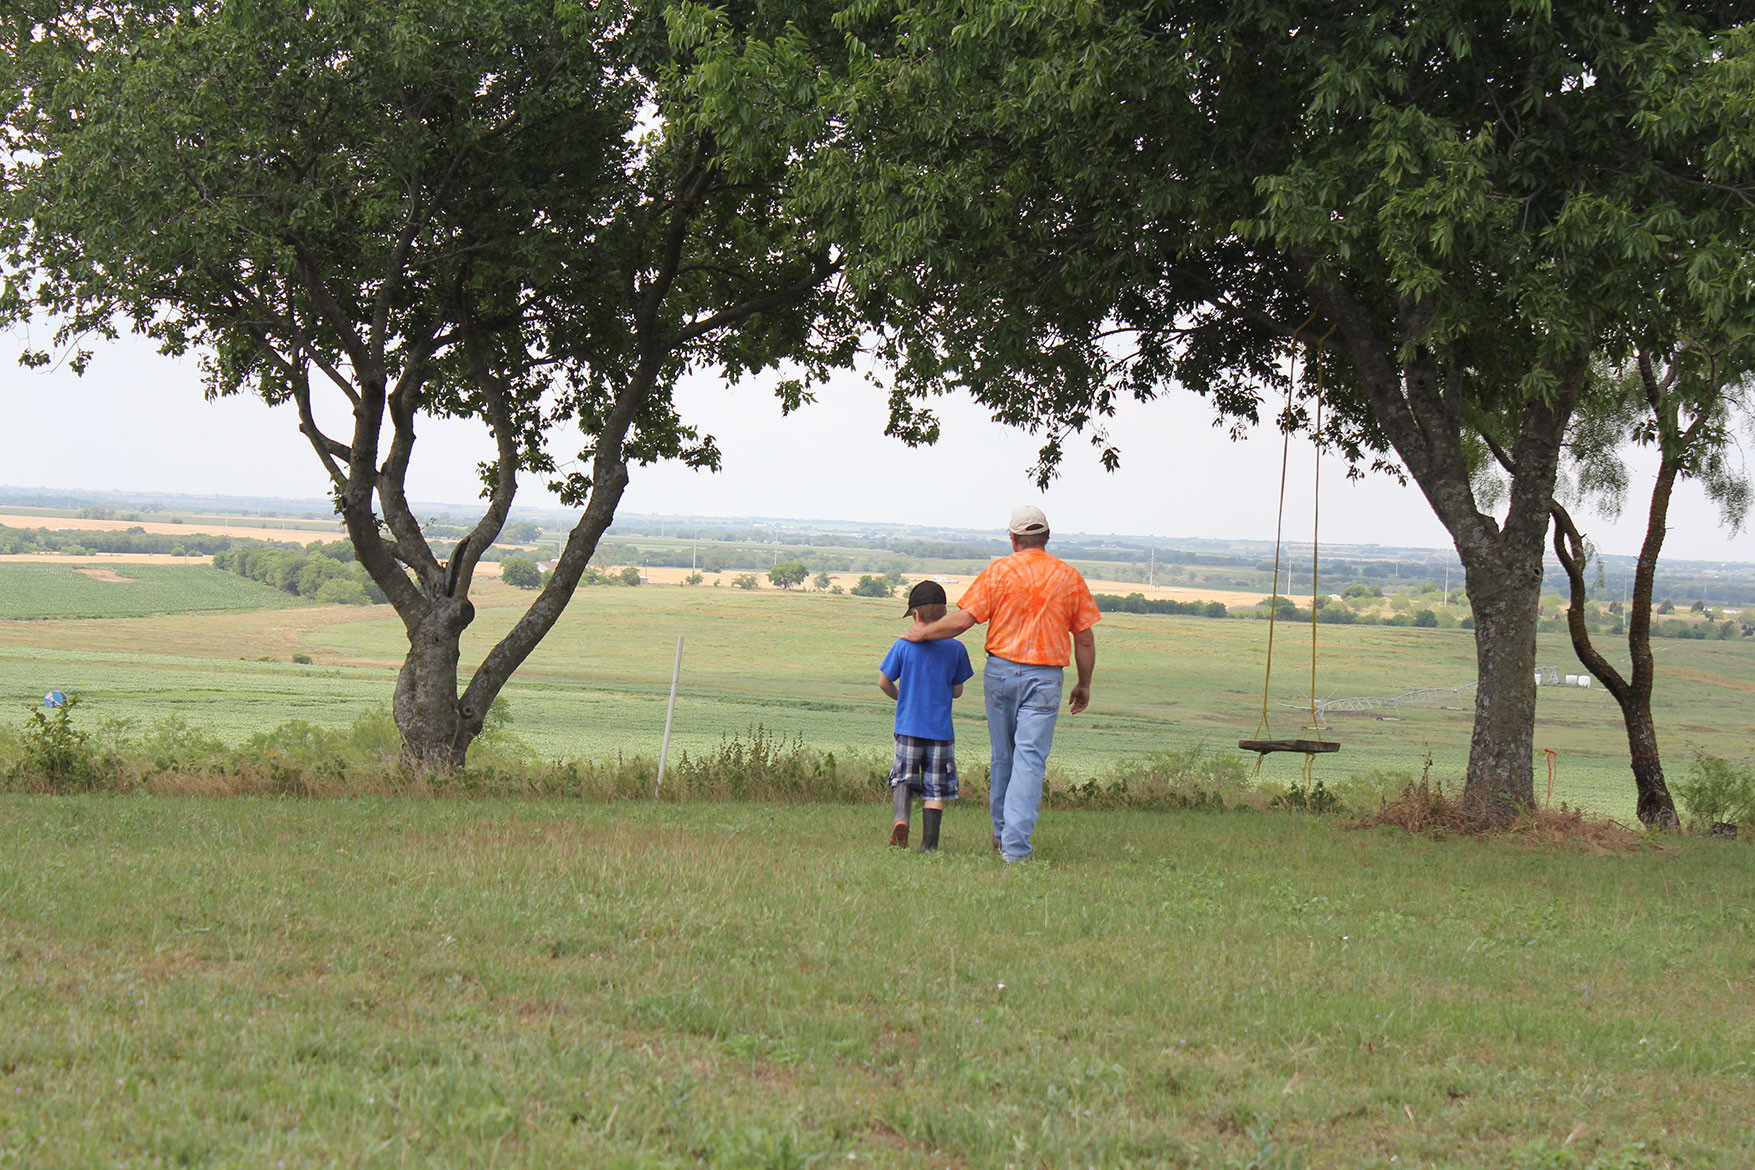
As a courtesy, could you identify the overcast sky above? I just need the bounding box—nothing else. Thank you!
[5,330,1754,564]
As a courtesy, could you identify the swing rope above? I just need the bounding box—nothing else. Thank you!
[1248,347,1302,766]
[1244,321,1338,777]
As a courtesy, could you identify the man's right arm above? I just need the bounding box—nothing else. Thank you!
[903,608,979,643]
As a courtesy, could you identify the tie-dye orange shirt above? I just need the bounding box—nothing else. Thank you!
[956,548,1101,667]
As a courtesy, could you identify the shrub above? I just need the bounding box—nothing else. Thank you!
[1673,753,1755,828]
[11,696,105,791]
[1054,746,1253,811]
[1270,780,1343,814]
[732,573,760,590]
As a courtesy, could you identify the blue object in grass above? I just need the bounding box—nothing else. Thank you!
[43,690,67,708]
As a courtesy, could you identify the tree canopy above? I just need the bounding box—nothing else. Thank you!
[2,0,853,767]
[768,560,809,589]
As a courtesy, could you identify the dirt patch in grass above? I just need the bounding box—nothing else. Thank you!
[1353,782,1657,852]
[72,568,139,583]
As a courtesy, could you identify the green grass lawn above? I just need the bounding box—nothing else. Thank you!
[5,574,1755,820]
[1,797,1750,1168]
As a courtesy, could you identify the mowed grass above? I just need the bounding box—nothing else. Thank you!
[1,798,1751,1168]
[6,572,1755,818]
[0,563,304,620]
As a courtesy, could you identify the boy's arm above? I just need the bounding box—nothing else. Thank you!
[951,683,964,699]
[878,671,898,700]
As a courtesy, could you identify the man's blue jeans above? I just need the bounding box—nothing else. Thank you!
[985,656,1063,861]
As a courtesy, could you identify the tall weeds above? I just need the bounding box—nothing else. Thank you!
[0,704,1413,816]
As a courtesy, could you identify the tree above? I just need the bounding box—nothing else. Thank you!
[685,571,705,586]
[315,578,371,606]
[3,0,850,769]
[1511,339,1755,826]
[711,1,1755,827]
[296,556,352,598]
[732,573,760,590]
[812,571,832,591]
[499,557,543,590]
[768,560,809,589]
[850,575,892,598]
[618,567,643,587]
[501,522,541,545]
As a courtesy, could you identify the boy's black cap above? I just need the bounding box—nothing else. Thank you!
[904,579,947,615]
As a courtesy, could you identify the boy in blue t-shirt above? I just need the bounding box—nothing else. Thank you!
[879,580,975,851]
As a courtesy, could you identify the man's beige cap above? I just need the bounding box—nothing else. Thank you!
[1008,505,1050,536]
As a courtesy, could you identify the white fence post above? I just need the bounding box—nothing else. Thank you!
[654,635,683,797]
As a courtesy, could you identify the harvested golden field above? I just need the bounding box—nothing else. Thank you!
[0,511,342,542]
[0,552,215,565]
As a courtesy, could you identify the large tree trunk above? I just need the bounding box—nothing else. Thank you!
[393,596,478,772]
[1313,283,1583,829]
[1456,540,1544,827]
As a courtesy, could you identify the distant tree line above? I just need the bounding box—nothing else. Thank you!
[0,524,234,557]
[421,519,541,544]
[499,555,642,590]
[212,542,386,606]
[1093,594,1230,619]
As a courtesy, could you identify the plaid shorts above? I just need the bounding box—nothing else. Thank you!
[889,734,960,802]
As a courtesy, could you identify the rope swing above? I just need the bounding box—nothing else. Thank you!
[1239,324,1340,779]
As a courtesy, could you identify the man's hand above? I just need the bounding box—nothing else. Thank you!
[1069,682,1091,714]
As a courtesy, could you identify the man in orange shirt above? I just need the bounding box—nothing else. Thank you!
[903,506,1099,861]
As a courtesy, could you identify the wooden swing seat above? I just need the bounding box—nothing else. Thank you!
[1238,738,1341,755]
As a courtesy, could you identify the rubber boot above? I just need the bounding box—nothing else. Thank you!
[920,807,942,852]
[890,783,911,848]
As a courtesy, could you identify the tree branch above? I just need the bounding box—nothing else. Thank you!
[665,252,841,350]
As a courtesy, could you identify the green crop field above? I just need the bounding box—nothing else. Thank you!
[0,563,307,620]
[4,568,1755,820]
